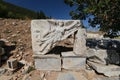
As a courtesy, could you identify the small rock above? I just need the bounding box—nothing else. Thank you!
[0,68,6,76]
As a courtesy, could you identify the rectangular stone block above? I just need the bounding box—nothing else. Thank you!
[7,59,18,70]
[73,28,87,56]
[62,51,86,70]
[33,54,61,71]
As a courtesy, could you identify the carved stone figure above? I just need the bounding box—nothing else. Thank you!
[31,20,82,55]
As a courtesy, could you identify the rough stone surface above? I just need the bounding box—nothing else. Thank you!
[88,49,107,64]
[87,49,120,65]
[73,28,86,56]
[85,49,96,57]
[62,52,86,70]
[61,51,78,57]
[0,68,6,76]
[106,50,120,65]
[57,72,88,80]
[93,76,120,80]
[87,61,120,77]
[34,54,61,71]
[31,20,82,55]
[57,73,76,80]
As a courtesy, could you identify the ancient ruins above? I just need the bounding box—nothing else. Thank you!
[31,20,86,71]
[31,19,120,79]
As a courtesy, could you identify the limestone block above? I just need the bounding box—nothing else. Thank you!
[62,51,86,70]
[87,61,120,77]
[31,20,82,55]
[33,54,61,71]
[73,28,87,56]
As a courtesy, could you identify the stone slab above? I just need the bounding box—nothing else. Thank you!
[61,51,79,57]
[31,20,81,55]
[33,54,61,71]
[87,61,120,77]
[62,58,86,70]
[57,72,88,80]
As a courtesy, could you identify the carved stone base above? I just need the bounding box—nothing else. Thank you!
[33,54,61,71]
[61,51,86,70]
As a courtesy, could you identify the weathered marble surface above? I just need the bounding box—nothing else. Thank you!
[74,28,87,56]
[31,20,82,55]
[88,61,120,77]
[33,54,61,71]
[62,51,86,70]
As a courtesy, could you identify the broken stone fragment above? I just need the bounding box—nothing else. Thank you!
[87,49,120,65]
[88,49,107,64]
[87,61,120,77]
[73,28,87,56]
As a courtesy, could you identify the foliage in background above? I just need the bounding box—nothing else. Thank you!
[64,0,120,38]
[0,0,49,19]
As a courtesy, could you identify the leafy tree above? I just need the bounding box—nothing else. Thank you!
[64,0,120,37]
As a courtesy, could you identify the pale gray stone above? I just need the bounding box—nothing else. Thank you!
[33,54,61,71]
[57,73,76,80]
[85,49,97,57]
[73,28,87,56]
[87,61,120,77]
[31,20,82,55]
[62,52,86,70]
[61,51,78,57]
[88,49,107,64]
[62,57,86,70]
[57,72,88,80]
[0,68,6,76]
[93,76,119,80]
